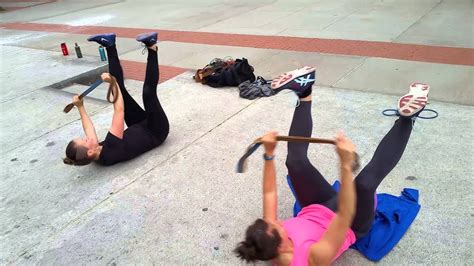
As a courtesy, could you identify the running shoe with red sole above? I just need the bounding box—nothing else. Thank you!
[271,66,316,95]
[398,83,430,117]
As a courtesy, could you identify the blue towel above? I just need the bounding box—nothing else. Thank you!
[286,175,420,261]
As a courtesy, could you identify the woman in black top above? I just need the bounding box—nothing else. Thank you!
[64,32,169,166]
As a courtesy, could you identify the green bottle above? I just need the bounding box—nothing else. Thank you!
[75,43,83,58]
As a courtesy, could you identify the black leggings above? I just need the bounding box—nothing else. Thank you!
[106,45,169,142]
[286,101,412,238]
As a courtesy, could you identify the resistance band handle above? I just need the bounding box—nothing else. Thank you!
[63,103,75,113]
[106,80,119,104]
[236,135,359,173]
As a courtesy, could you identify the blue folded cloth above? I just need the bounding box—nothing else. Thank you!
[287,175,420,261]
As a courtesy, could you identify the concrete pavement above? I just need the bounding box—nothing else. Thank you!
[1,0,473,265]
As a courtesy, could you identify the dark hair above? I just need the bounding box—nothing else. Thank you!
[234,219,282,262]
[63,140,93,166]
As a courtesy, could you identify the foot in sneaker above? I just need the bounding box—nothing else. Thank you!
[87,33,116,47]
[271,66,316,97]
[398,83,430,117]
[136,32,158,47]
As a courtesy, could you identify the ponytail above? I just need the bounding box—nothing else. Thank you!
[235,240,258,262]
[234,219,281,262]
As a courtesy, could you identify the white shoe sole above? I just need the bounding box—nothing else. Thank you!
[398,83,430,117]
[271,66,315,90]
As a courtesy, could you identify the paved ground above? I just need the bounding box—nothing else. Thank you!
[0,0,473,265]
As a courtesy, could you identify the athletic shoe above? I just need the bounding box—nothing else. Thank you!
[398,83,430,117]
[136,32,158,47]
[271,66,316,96]
[87,33,116,47]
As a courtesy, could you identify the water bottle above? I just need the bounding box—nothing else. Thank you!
[60,43,69,56]
[99,46,107,61]
[74,43,83,58]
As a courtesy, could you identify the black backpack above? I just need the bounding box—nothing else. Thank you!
[204,58,256,88]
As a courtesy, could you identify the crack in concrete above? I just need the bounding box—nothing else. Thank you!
[2,103,109,155]
[319,0,379,31]
[330,57,369,87]
[195,2,271,31]
[393,0,443,43]
[27,1,126,24]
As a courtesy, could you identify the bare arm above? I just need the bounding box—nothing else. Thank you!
[73,96,98,144]
[309,132,356,265]
[262,131,278,222]
[103,73,125,139]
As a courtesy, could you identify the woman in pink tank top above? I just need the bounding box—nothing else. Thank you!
[234,71,429,265]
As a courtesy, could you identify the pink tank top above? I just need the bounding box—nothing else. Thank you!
[282,204,356,266]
